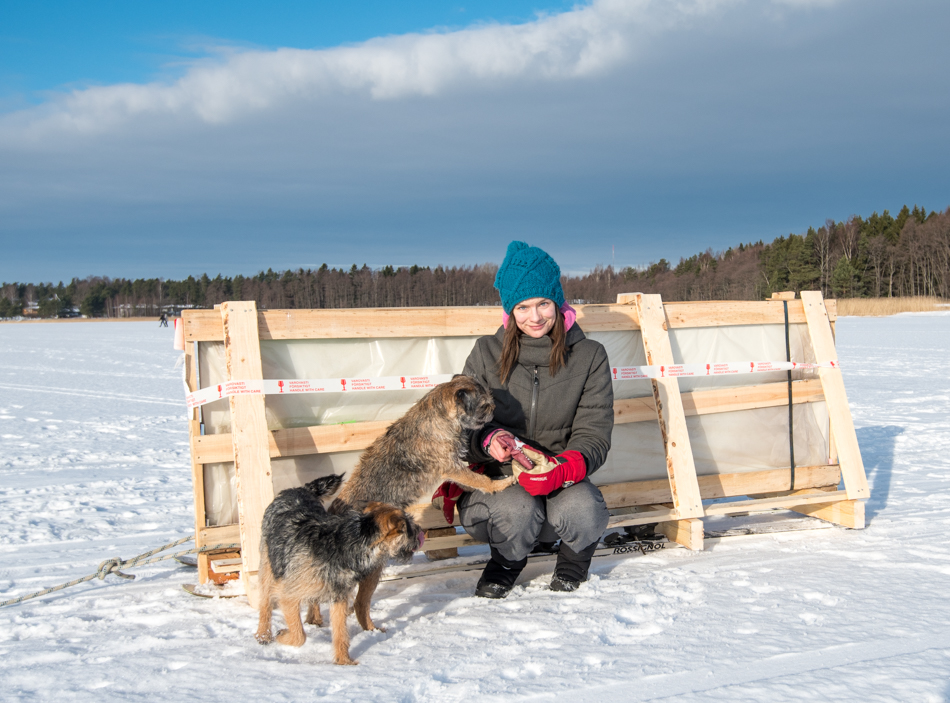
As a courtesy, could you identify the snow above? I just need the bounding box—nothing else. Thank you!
[2,316,950,701]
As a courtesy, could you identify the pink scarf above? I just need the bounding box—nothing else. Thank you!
[502,302,576,332]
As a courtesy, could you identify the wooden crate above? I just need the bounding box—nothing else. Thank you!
[182,292,868,605]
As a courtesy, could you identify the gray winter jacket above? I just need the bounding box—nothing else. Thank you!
[463,323,614,477]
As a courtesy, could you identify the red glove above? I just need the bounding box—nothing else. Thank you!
[431,482,464,524]
[431,466,485,524]
[516,447,587,496]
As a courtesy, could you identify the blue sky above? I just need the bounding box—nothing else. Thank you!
[2,0,949,283]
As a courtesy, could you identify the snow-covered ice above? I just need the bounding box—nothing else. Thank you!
[1,317,949,701]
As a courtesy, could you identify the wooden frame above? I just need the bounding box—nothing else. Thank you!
[182,292,866,603]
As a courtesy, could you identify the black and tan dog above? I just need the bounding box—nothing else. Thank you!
[255,474,422,665]
[333,374,514,632]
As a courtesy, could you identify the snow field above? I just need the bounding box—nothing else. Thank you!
[1,317,949,701]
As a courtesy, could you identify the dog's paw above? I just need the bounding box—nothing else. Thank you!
[276,629,306,647]
[495,476,517,490]
[334,657,359,666]
[255,630,274,645]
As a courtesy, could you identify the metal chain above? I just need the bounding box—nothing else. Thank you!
[0,535,240,609]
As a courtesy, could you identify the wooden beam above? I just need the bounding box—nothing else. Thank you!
[181,298,836,343]
[656,518,704,550]
[702,490,849,516]
[187,420,211,583]
[626,293,704,519]
[222,301,273,608]
[788,499,865,529]
[403,464,841,531]
[422,527,459,560]
[198,522,241,545]
[770,291,796,301]
[800,291,870,500]
[598,464,840,513]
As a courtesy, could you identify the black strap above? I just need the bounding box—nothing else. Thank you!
[784,301,795,489]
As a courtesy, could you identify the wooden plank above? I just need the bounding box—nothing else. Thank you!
[660,300,809,329]
[422,527,459,560]
[680,378,824,418]
[191,379,828,464]
[789,499,865,529]
[182,298,833,343]
[198,522,241,545]
[825,298,838,324]
[221,301,274,608]
[771,291,796,301]
[626,293,704,519]
[184,346,211,582]
[657,518,704,550]
[800,291,870,500]
[702,490,849,516]
[404,464,841,531]
[597,464,840,514]
[187,420,211,583]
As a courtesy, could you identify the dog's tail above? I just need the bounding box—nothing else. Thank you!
[303,473,345,499]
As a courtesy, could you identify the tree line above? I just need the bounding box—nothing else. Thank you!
[2,204,947,319]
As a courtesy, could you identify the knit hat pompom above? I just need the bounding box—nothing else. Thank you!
[494,241,565,313]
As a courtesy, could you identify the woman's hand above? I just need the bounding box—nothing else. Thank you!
[485,429,515,463]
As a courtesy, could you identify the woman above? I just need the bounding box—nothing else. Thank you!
[458,240,613,598]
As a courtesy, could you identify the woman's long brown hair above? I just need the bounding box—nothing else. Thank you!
[497,306,567,384]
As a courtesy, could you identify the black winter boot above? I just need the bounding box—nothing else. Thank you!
[475,547,527,599]
[550,540,598,592]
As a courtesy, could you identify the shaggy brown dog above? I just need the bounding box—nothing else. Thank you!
[333,374,514,631]
[255,474,422,665]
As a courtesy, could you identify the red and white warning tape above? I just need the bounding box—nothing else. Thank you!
[186,375,454,409]
[610,360,837,381]
[185,361,838,409]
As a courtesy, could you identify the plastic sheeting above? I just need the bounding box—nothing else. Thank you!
[196,323,829,526]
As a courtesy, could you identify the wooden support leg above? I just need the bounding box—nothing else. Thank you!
[656,518,704,550]
[245,572,260,610]
[788,499,865,529]
[424,527,459,560]
[197,552,211,584]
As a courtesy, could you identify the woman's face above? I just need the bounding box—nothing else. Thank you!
[512,297,557,338]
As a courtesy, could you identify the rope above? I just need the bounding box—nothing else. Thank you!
[0,535,240,609]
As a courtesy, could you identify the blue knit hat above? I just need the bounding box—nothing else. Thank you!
[494,241,565,313]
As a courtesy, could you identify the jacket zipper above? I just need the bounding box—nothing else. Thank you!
[528,366,539,440]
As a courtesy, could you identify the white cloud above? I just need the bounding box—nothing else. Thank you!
[1,0,780,140]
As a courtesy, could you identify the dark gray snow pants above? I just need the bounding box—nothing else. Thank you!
[457,479,610,562]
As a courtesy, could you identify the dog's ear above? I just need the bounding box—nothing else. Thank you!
[364,504,409,541]
[378,508,408,540]
[455,380,480,414]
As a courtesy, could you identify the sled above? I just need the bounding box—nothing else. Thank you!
[180,291,867,605]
